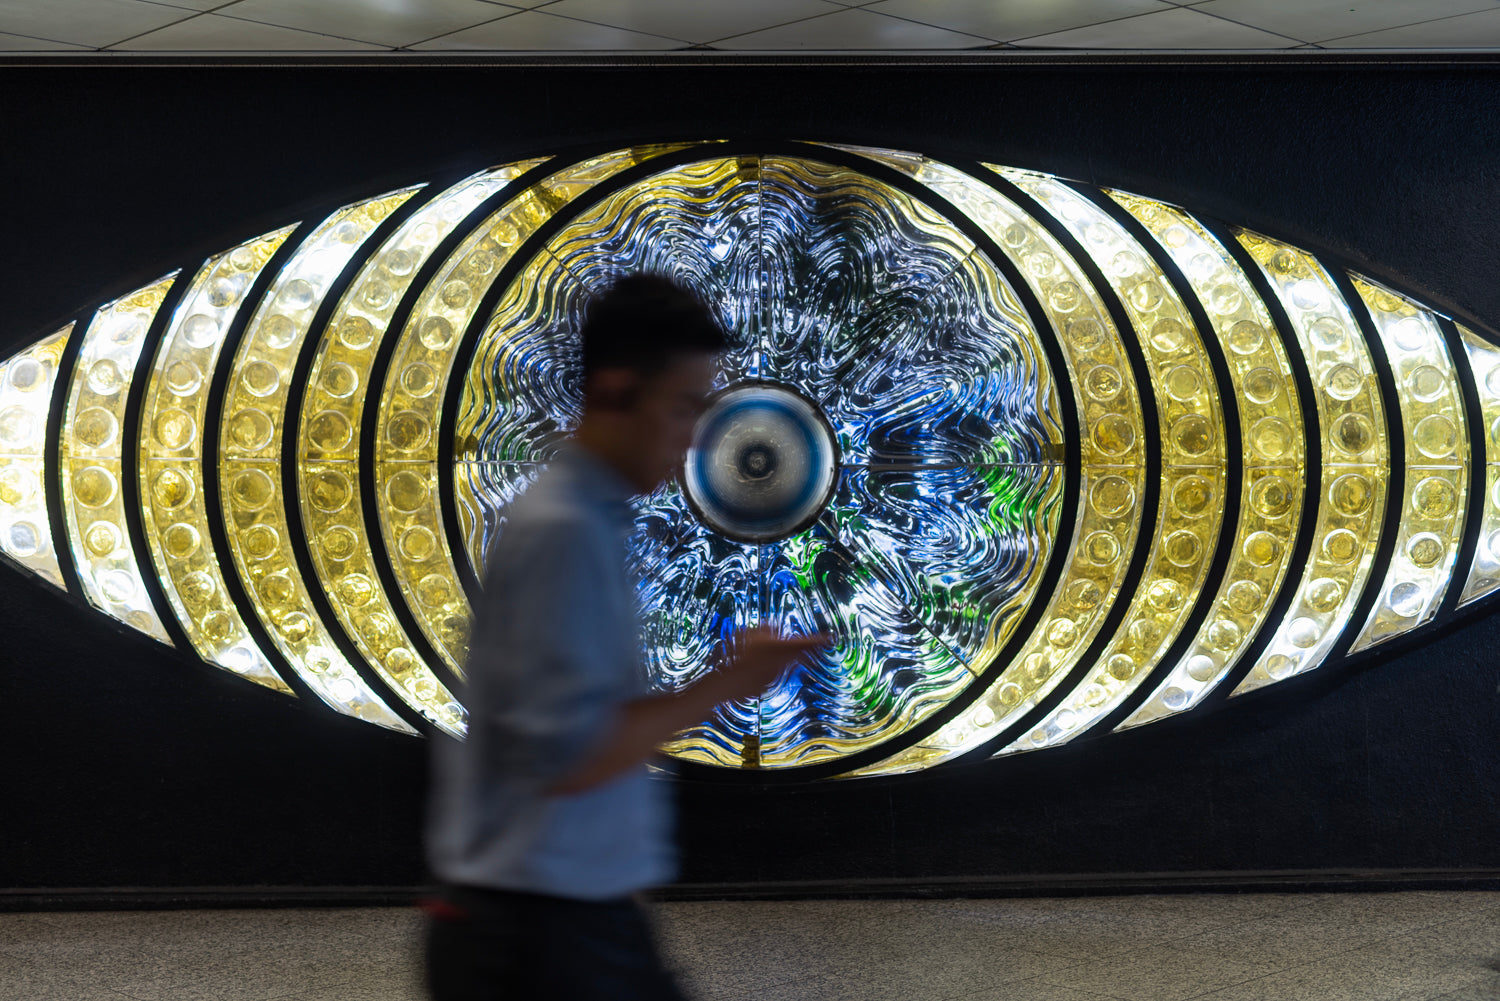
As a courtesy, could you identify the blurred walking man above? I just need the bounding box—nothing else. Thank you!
[425,274,824,1000]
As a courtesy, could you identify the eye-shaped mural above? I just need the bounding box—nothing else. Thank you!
[2,140,1496,779]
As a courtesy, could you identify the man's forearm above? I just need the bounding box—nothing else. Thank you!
[547,673,740,795]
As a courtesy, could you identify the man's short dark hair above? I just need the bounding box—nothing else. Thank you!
[580,274,728,379]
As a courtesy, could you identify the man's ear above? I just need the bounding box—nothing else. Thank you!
[584,368,639,412]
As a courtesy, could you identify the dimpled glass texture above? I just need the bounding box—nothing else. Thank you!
[0,324,72,588]
[4,141,1498,778]
[64,277,177,644]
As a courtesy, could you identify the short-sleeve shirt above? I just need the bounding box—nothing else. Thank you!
[426,446,674,900]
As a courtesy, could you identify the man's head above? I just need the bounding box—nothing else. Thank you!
[575,274,727,493]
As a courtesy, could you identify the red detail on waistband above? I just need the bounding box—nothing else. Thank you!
[418,897,469,920]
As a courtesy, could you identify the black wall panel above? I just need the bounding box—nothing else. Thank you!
[2,59,1499,894]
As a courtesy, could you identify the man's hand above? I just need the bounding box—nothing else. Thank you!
[707,627,831,703]
[547,628,831,795]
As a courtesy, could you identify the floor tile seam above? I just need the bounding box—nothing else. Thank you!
[805,951,1092,988]
[1031,946,1278,984]
[706,972,830,1000]
[1010,911,1286,961]
[262,978,362,1001]
[680,969,819,995]
[98,955,364,996]
[1029,969,1169,1000]
[949,971,1132,1001]
[1185,922,1469,987]
[985,941,1098,966]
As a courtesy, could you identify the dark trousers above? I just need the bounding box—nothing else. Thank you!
[424,884,688,1000]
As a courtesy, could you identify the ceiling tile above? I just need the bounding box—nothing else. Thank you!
[113,13,385,49]
[719,7,994,49]
[0,30,90,50]
[1190,0,1494,44]
[141,0,242,9]
[1016,7,1298,47]
[218,0,517,47]
[540,0,842,45]
[866,0,1170,43]
[1321,7,1500,46]
[0,0,196,48]
[411,9,681,49]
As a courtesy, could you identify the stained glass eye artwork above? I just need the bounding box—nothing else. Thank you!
[3,141,1496,778]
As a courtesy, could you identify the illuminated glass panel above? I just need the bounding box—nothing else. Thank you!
[61,278,177,642]
[995,170,1226,750]
[1233,233,1389,695]
[1349,278,1467,649]
[381,150,660,677]
[297,168,534,737]
[823,152,1138,776]
[14,141,1500,775]
[221,189,420,733]
[1110,200,1306,727]
[0,324,72,588]
[140,227,295,693]
[461,153,1063,770]
[1459,325,1500,606]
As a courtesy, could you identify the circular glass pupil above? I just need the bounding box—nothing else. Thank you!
[739,443,776,479]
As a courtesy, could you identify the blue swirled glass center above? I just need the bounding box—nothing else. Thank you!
[458,152,1062,770]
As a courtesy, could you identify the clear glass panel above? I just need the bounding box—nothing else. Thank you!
[1459,325,1500,605]
[59,279,176,642]
[548,156,763,386]
[220,189,420,733]
[0,324,72,589]
[828,154,1139,776]
[1350,277,1467,649]
[1233,233,1389,695]
[997,170,1226,751]
[458,251,589,468]
[139,227,296,693]
[382,150,664,677]
[757,157,976,399]
[757,521,974,769]
[1107,198,1307,728]
[460,152,1063,770]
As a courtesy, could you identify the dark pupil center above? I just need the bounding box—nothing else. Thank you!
[739,444,776,479]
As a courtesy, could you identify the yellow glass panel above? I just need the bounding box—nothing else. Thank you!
[834,155,1139,776]
[1459,325,1500,605]
[61,278,176,642]
[1108,199,1306,727]
[221,190,420,733]
[1349,278,1467,649]
[380,149,668,677]
[1233,233,1388,695]
[298,165,540,736]
[997,171,1225,751]
[140,227,296,693]
[0,324,72,589]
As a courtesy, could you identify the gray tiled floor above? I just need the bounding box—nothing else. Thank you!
[2,891,1498,1000]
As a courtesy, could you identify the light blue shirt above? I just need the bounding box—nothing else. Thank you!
[426,447,675,900]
